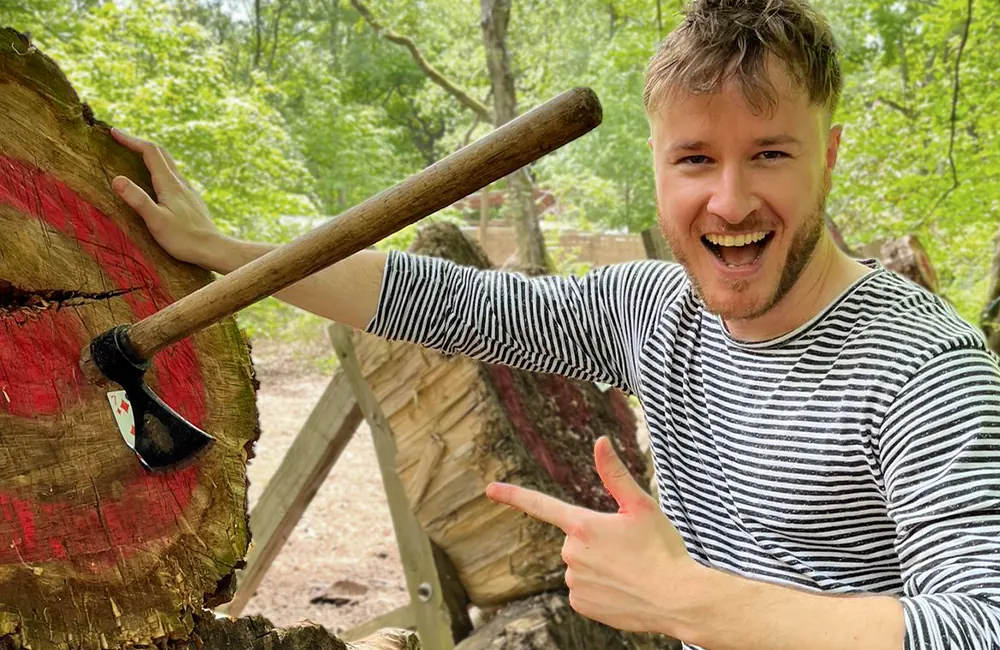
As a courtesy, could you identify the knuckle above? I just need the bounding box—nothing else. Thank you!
[564,519,588,542]
[564,567,576,589]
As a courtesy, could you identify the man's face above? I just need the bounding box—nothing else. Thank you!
[648,64,841,321]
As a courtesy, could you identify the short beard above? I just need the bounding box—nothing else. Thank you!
[659,196,826,320]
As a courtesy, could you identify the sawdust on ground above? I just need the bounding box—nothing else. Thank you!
[240,335,409,636]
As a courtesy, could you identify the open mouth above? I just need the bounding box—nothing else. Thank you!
[702,231,775,267]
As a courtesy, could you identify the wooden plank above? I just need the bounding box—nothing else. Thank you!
[342,605,417,642]
[219,370,363,617]
[330,324,472,649]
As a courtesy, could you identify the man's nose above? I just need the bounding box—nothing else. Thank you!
[706,166,761,224]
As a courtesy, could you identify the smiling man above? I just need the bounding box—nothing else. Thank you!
[109,0,1000,647]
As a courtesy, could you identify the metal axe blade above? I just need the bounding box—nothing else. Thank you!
[88,325,215,470]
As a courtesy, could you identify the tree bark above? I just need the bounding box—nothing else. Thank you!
[0,28,259,650]
[253,0,263,67]
[481,0,549,274]
[479,183,491,245]
[182,616,420,650]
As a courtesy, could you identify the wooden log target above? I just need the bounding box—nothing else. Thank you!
[0,28,258,650]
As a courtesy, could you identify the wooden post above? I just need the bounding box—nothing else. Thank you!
[220,371,364,617]
[329,324,472,650]
[641,226,672,261]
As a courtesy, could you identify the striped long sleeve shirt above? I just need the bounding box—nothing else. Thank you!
[366,251,1000,649]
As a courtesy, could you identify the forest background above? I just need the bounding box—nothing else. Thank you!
[2,0,997,345]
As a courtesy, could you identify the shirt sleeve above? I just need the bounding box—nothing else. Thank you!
[365,250,687,395]
[879,346,1000,649]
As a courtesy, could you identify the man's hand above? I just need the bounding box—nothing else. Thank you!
[486,436,694,634]
[110,129,225,267]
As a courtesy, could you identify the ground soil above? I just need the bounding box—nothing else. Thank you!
[240,335,410,637]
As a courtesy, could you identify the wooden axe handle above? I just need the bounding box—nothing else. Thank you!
[113,88,601,362]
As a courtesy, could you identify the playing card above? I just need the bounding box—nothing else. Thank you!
[106,390,136,450]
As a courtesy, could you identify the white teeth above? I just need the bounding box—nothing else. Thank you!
[705,231,769,247]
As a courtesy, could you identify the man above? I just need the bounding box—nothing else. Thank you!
[109,0,1000,647]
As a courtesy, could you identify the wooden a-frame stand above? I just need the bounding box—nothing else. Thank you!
[216,323,471,649]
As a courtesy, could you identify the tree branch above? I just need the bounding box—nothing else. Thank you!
[872,95,916,120]
[461,114,482,149]
[918,0,973,228]
[350,0,494,123]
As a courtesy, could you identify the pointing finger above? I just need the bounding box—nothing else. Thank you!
[486,482,579,533]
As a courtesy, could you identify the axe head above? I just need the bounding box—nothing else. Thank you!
[88,325,215,470]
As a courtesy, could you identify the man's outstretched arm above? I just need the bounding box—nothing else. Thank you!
[110,129,388,331]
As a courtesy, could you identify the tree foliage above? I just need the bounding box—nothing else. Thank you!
[3,0,996,336]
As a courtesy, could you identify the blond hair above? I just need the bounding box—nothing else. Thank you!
[644,0,842,117]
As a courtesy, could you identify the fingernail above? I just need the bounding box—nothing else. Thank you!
[111,176,127,193]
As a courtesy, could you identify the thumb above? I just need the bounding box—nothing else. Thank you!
[594,437,648,511]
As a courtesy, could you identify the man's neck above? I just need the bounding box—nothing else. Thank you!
[725,236,872,342]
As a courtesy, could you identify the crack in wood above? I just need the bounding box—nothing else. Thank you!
[0,280,138,312]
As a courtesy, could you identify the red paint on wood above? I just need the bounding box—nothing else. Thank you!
[0,311,89,416]
[0,155,208,567]
[607,389,645,479]
[485,365,568,486]
[542,374,591,431]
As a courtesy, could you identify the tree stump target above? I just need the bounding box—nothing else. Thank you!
[0,28,258,650]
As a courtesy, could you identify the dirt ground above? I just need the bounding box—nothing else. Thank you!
[239,336,410,636]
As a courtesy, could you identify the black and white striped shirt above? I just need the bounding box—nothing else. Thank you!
[368,252,1000,649]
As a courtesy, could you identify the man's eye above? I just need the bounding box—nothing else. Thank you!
[679,155,711,165]
[758,150,789,160]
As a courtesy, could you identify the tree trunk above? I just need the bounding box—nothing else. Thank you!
[983,230,1000,357]
[351,223,652,607]
[253,0,263,67]
[878,235,938,293]
[480,0,549,274]
[478,183,491,245]
[0,28,260,650]
[456,592,679,650]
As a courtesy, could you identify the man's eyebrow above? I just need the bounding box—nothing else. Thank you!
[755,135,802,147]
[666,135,803,153]
[667,140,708,153]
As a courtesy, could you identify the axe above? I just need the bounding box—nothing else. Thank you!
[80,87,603,471]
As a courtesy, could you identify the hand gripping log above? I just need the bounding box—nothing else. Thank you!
[80,87,603,471]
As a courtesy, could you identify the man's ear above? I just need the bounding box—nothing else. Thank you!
[826,124,843,170]
[825,124,843,192]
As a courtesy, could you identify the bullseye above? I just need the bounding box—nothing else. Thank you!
[0,154,206,567]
